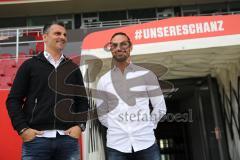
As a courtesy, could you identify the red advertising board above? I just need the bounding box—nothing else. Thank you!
[0,90,21,160]
[82,15,240,50]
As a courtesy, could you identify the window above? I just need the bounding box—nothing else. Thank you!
[28,15,74,29]
[199,3,227,14]
[229,1,240,11]
[128,8,156,19]
[56,14,74,29]
[157,8,175,19]
[0,17,27,28]
[99,10,126,21]
[28,16,56,27]
[181,5,199,16]
[81,12,99,27]
[82,12,98,18]
[74,14,81,29]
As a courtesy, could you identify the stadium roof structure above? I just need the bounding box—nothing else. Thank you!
[0,0,234,17]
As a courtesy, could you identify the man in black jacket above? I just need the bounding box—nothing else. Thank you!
[6,22,89,160]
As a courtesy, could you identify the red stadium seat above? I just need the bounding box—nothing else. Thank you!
[36,43,44,54]
[23,31,41,37]
[0,53,13,59]
[7,59,17,68]
[0,59,21,89]
[0,60,6,76]
[0,60,8,76]
[16,58,26,67]
[0,60,17,76]
[0,68,5,76]
[4,67,17,77]
[35,35,44,54]
[19,52,27,58]
[11,74,16,84]
[0,76,12,89]
[29,49,35,55]
[1,59,16,68]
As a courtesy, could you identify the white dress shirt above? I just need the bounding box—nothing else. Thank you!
[36,51,65,138]
[96,63,166,153]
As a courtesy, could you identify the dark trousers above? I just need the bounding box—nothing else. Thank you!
[22,135,80,160]
[107,143,161,160]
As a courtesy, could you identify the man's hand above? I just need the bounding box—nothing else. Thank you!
[20,128,44,142]
[64,125,81,139]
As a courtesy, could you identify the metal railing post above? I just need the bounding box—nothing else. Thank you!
[16,29,19,61]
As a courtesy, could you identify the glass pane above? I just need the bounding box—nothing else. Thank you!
[82,12,98,18]
[57,20,73,30]
[229,2,240,11]
[0,17,26,28]
[99,10,126,21]
[160,139,164,148]
[128,8,156,19]
[28,16,56,26]
[199,3,227,14]
[57,14,72,19]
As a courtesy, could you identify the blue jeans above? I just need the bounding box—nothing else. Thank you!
[22,135,80,160]
[107,143,161,160]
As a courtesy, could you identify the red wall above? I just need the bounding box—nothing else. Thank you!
[0,90,21,160]
[0,90,83,159]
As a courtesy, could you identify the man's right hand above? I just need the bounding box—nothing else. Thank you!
[20,128,44,142]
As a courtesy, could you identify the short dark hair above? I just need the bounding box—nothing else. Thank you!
[43,21,65,34]
[110,32,131,44]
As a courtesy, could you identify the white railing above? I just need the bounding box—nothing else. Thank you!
[81,11,240,29]
[0,26,44,59]
[81,17,163,29]
[0,26,43,39]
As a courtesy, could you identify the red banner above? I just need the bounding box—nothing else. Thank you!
[82,15,240,50]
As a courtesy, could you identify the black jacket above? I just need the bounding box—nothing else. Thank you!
[6,53,89,134]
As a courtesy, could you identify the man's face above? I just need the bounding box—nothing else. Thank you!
[110,34,132,63]
[43,24,67,53]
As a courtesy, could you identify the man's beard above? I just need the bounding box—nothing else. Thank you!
[113,54,128,62]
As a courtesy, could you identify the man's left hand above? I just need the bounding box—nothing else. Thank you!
[64,125,81,139]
